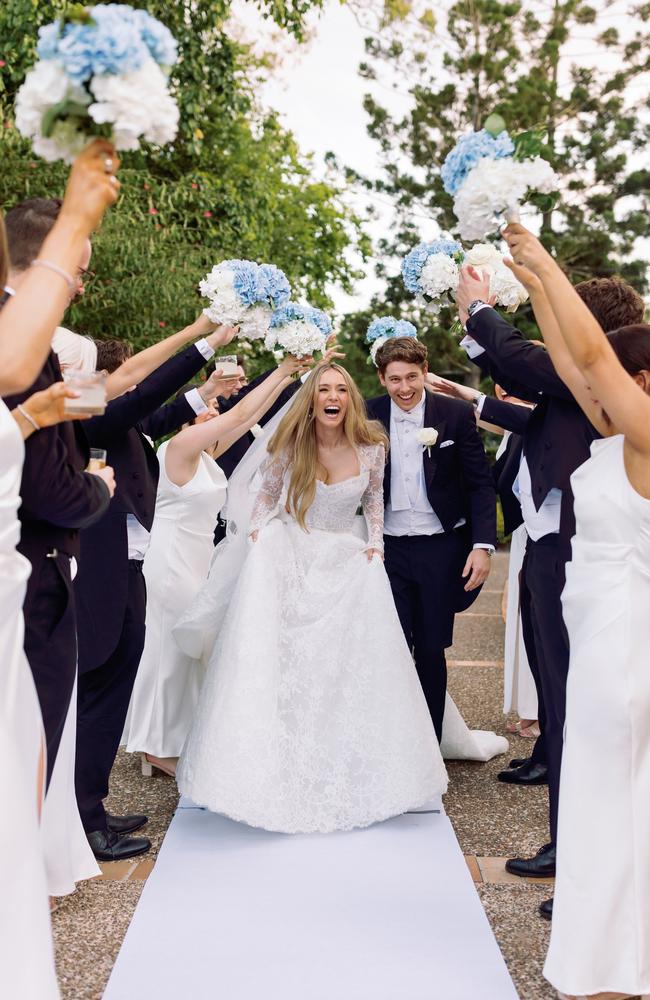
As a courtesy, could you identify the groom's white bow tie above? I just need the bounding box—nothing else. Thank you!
[394,409,421,425]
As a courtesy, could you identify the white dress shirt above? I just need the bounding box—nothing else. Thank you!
[512,455,561,541]
[384,396,448,537]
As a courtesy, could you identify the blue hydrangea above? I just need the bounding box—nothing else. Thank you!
[226,260,265,308]
[366,317,418,343]
[36,5,177,85]
[441,129,514,196]
[401,240,463,294]
[131,9,178,66]
[270,302,333,336]
[258,263,291,308]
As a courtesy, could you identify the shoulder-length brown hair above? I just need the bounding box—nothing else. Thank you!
[267,362,387,530]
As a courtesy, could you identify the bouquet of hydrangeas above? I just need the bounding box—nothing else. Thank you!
[463,243,529,311]
[199,260,291,340]
[442,116,558,241]
[401,239,464,313]
[15,4,179,163]
[366,316,418,366]
[265,303,333,358]
[401,239,528,313]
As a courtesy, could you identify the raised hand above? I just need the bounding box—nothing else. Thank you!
[198,368,237,403]
[503,255,544,294]
[202,323,240,348]
[426,372,478,404]
[322,334,346,366]
[22,382,91,428]
[502,223,552,275]
[61,139,121,232]
[278,354,313,377]
[456,264,493,326]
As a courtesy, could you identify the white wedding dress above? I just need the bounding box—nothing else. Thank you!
[0,400,59,998]
[124,442,228,758]
[544,436,650,996]
[176,444,448,834]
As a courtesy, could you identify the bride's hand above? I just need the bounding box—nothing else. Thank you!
[249,530,259,543]
[366,548,383,562]
[278,354,312,377]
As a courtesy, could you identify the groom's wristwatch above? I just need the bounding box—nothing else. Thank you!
[467,299,487,319]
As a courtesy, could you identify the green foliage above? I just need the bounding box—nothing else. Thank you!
[0,0,369,371]
[341,0,650,384]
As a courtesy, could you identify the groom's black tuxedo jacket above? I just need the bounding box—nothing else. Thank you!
[480,396,531,538]
[75,344,210,673]
[466,307,600,547]
[366,390,497,549]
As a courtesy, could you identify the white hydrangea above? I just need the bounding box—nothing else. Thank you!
[264,321,327,358]
[369,336,388,365]
[489,264,528,311]
[464,242,528,311]
[237,304,273,341]
[454,157,558,241]
[89,58,179,150]
[419,253,460,298]
[199,269,244,325]
[15,60,90,163]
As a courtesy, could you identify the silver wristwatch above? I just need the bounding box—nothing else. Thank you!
[467,299,487,318]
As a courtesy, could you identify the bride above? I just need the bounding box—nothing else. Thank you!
[175,362,448,834]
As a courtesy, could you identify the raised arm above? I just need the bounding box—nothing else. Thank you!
[0,141,120,394]
[503,224,650,453]
[165,357,303,487]
[105,319,237,400]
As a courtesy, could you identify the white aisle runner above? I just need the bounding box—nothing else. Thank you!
[104,800,519,1000]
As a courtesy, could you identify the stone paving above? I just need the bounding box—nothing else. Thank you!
[51,549,560,1000]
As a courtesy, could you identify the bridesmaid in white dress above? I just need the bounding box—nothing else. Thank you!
[124,357,305,775]
[503,224,650,1000]
[0,145,118,998]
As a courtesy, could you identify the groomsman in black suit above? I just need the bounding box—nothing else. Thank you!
[2,213,114,788]
[366,337,497,742]
[74,323,234,861]
[456,268,645,914]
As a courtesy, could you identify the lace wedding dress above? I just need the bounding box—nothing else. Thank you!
[176,443,448,834]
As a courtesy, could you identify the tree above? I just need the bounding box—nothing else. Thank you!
[0,1,370,364]
[338,0,650,383]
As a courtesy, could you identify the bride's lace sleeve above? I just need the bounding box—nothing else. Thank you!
[361,444,386,552]
[249,452,288,535]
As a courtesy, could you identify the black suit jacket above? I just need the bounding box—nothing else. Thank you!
[215,369,302,479]
[3,351,110,617]
[481,396,531,537]
[466,308,600,544]
[75,344,209,672]
[366,391,497,549]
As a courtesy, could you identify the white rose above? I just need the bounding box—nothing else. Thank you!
[250,423,264,439]
[416,427,439,448]
[464,243,503,270]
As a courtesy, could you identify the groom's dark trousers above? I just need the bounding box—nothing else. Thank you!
[367,391,497,742]
[466,307,600,843]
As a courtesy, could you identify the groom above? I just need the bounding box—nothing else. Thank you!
[366,337,497,741]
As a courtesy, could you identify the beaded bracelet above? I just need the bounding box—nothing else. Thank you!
[16,404,40,431]
[30,258,76,293]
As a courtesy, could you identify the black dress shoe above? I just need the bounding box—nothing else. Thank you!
[498,760,548,785]
[106,812,148,835]
[87,829,151,862]
[505,843,556,879]
[539,897,553,920]
[508,756,531,769]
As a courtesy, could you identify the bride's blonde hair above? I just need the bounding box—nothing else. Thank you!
[267,362,388,530]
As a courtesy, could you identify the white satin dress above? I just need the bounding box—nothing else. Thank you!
[176,444,448,833]
[545,436,650,996]
[124,442,227,758]
[0,400,59,998]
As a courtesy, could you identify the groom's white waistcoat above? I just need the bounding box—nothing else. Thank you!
[385,395,447,537]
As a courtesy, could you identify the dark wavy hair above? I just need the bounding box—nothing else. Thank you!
[575,277,645,333]
[606,325,650,376]
[375,337,428,373]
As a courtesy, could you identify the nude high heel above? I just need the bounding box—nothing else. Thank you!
[141,752,177,778]
[141,753,153,777]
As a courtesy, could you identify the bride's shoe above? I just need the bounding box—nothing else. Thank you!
[141,753,177,778]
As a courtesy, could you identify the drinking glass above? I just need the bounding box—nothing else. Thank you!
[63,369,107,416]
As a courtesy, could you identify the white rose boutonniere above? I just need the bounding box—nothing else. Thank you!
[416,427,439,457]
[250,423,264,439]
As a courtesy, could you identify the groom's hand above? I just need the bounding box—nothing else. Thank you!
[462,548,491,591]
